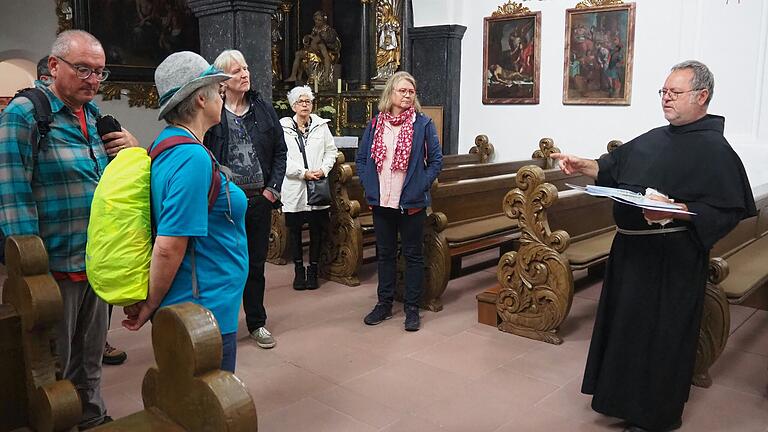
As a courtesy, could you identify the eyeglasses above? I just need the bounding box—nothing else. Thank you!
[295,99,313,106]
[658,88,700,101]
[56,56,110,81]
[233,116,251,141]
[395,88,416,97]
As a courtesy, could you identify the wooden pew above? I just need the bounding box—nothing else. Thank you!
[1,235,258,431]
[473,166,614,343]
[692,192,768,388]
[441,134,495,167]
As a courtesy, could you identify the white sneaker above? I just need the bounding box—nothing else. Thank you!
[250,326,276,349]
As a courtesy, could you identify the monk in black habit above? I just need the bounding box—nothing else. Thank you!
[552,60,756,432]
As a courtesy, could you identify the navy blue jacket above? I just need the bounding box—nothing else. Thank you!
[355,112,443,209]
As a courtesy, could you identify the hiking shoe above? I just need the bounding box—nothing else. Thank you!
[363,303,393,325]
[102,342,127,365]
[250,327,276,349]
[404,306,420,332]
[293,265,306,290]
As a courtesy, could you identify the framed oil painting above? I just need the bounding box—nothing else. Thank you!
[563,1,635,105]
[483,3,541,104]
[72,0,200,82]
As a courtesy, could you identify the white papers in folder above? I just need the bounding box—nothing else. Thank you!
[565,184,696,215]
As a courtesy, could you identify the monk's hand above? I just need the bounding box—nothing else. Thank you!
[550,153,598,178]
[643,194,687,221]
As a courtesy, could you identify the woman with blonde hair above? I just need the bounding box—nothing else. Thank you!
[355,71,443,331]
[280,86,337,290]
[203,49,287,349]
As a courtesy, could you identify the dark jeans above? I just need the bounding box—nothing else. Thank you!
[285,209,329,265]
[221,332,237,373]
[243,194,272,332]
[371,206,426,308]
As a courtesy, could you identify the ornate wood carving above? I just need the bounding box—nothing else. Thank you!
[531,138,561,169]
[575,0,624,8]
[396,211,450,311]
[319,152,363,286]
[606,139,623,152]
[55,0,74,34]
[142,303,258,429]
[468,134,495,163]
[2,235,81,431]
[692,282,730,388]
[99,82,160,109]
[707,256,729,284]
[267,209,289,265]
[496,166,573,344]
[491,1,532,17]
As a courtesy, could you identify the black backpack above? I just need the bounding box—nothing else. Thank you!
[0,87,52,264]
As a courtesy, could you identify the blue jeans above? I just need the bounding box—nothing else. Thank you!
[372,206,426,308]
[221,332,238,373]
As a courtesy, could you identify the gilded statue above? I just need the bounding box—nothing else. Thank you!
[286,10,341,86]
[271,11,283,82]
[373,0,402,81]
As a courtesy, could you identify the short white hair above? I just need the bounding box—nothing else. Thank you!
[213,49,247,73]
[287,86,314,106]
[51,30,102,58]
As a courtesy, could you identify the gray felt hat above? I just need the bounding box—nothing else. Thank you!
[154,51,230,120]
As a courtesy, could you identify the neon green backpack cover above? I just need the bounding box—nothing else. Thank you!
[86,147,152,306]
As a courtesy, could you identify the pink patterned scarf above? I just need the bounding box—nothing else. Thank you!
[371,107,416,173]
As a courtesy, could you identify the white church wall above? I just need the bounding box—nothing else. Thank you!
[414,0,768,190]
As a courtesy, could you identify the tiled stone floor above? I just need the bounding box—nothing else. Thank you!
[95,262,768,431]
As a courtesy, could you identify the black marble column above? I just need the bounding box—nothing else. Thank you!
[410,25,466,155]
[188,0,282,100]
[280,1,294,82]
[400,0,414,73]
[359,0,371,90]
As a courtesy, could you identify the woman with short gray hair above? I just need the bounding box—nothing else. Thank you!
[122,51,249,373]
[280,85,337,290]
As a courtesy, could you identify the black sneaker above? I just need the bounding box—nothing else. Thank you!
[363,303,393,325]
[404,306,420,332]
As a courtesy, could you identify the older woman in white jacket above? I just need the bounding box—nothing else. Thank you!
[280,86,337,290]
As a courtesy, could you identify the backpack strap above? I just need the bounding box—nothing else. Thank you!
[11,87,52,164]
[148,135,221,212]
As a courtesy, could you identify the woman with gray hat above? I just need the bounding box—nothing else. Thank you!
[280,85,337,290]
[122,51,249,373]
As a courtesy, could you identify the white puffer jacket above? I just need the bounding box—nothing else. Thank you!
[280,113,338,213]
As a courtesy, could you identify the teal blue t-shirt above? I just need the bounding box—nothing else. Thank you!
[149,126,248,335]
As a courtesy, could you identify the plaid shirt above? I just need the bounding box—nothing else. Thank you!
[0,85,109,272]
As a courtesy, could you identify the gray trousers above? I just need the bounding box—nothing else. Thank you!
[54,279,108,427]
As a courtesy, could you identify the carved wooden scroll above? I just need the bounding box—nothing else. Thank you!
[496,166,574,344]
[396,211,450,312]
[692,257,731,388]
[468,134,495,163]
[531,138,562,169]
[606,139,623,152]
[320,152,363,286]
[142,303,258,430]
[267,209,289,265]
[1,235,81,432]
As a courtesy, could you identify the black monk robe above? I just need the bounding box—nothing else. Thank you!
[581,115,756,431]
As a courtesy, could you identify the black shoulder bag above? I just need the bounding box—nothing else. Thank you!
[294,123,331,206]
